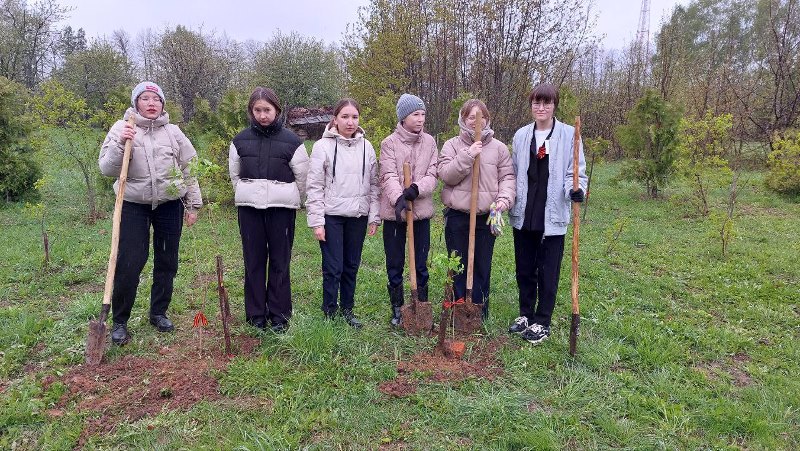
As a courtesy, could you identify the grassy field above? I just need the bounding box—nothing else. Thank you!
[1,146,799,450]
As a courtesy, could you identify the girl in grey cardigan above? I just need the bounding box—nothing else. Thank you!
[507,83,587,345]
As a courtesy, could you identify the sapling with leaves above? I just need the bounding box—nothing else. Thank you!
[581,136,609,221]
[709,171,740,258]
[32,80,106,222]
[676,112,734,216]
[168,157,223,354]
[430,251,465,358]
[23,177,52,269]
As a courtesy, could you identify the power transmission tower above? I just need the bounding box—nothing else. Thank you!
[634,0,651,85]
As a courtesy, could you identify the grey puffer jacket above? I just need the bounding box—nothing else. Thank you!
[508,119,587,236]
[306,124,380,228]
[379,123,439,221]
[99,108,202,211]
[438,129,515,214]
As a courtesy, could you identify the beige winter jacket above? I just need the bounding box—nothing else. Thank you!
[306,125,380,228]
[438,129,515,214]
[379,124,439,221]
[99,108,202,211]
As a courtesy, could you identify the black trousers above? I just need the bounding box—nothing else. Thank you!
[513,228,565,327]
[382,218,430,289]
[444,209,496,308]
[112,200,183,324]
[238,206,296,326]
[319,215,368,314]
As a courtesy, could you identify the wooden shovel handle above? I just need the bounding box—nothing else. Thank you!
[466,110,482,299]
[403,162,417,291]
[571,116,581,315]
[102,116,136,306]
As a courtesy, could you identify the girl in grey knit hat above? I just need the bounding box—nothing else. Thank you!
[378,93,440,327]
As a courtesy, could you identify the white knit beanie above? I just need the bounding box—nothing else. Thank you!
[131,81,166,107]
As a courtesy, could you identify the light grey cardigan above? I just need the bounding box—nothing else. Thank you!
[508,118,588,236]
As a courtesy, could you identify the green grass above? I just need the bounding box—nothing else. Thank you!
[1,144,799,449]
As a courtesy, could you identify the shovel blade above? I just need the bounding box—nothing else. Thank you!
[85,320,107,366]
[400,299,433,336]
[569,313,580,357]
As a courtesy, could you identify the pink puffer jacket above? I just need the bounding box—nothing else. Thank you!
[379,124,439,221]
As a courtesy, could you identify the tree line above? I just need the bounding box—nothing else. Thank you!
[1,0,799,204]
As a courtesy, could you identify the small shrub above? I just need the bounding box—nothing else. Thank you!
[766,129,800,197]
[615,89,682,198]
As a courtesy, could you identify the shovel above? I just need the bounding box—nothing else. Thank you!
[86,115,136,365]
[453,109,484,334]
[569,116,582,357]
[400,162,432,334]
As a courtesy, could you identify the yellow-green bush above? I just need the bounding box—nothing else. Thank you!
[766,130,800,196]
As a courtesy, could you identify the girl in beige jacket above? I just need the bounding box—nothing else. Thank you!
[98,81,202,345]
[438,99,515,320]
[306,98,380,328]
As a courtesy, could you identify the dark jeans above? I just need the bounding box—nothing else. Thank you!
[238,206,296,326]
[444,209,496,309]
[513,228,565,327]
[319,215,368,313]
[112,200,183,324]
[382,218,430,289]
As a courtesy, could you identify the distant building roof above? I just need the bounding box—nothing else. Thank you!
[287,106,333,126]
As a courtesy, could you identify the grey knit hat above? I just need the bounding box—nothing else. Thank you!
[396,93,426,122]
[131,81,166,107]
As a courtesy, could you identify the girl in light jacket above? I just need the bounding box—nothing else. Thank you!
[379,94,439,327]
[306,98,380,328]
[507,83,587,345]
[438,99,515,320]
[99,81,202,345]
[229,87,309,333]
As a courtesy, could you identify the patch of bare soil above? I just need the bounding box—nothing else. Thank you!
[51,324,261,448]
[400,301,433,336]
[378,336,508,398]
[695,352,753,388]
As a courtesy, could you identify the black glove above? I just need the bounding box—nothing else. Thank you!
[403,183,419,201]
[395,195,408,222]
[570,188,585,203]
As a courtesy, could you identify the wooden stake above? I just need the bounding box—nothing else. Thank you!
[569,116,582,357]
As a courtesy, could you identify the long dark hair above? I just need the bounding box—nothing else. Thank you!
[247,87,282,124]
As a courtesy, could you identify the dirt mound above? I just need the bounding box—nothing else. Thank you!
[400,301,433,336]
[378,336,508,398]
[51,328,260,448]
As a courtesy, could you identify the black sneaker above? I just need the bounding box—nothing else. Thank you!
[248,317,267,330]
[521,323,551,344]
[508,316,529,334]
[341,309,363,329]
[111,322,130,345]
[149,314,174,332]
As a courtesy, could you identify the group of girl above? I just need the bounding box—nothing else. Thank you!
[100,81,586,347]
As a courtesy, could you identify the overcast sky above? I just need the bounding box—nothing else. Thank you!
[61,0,690,50]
